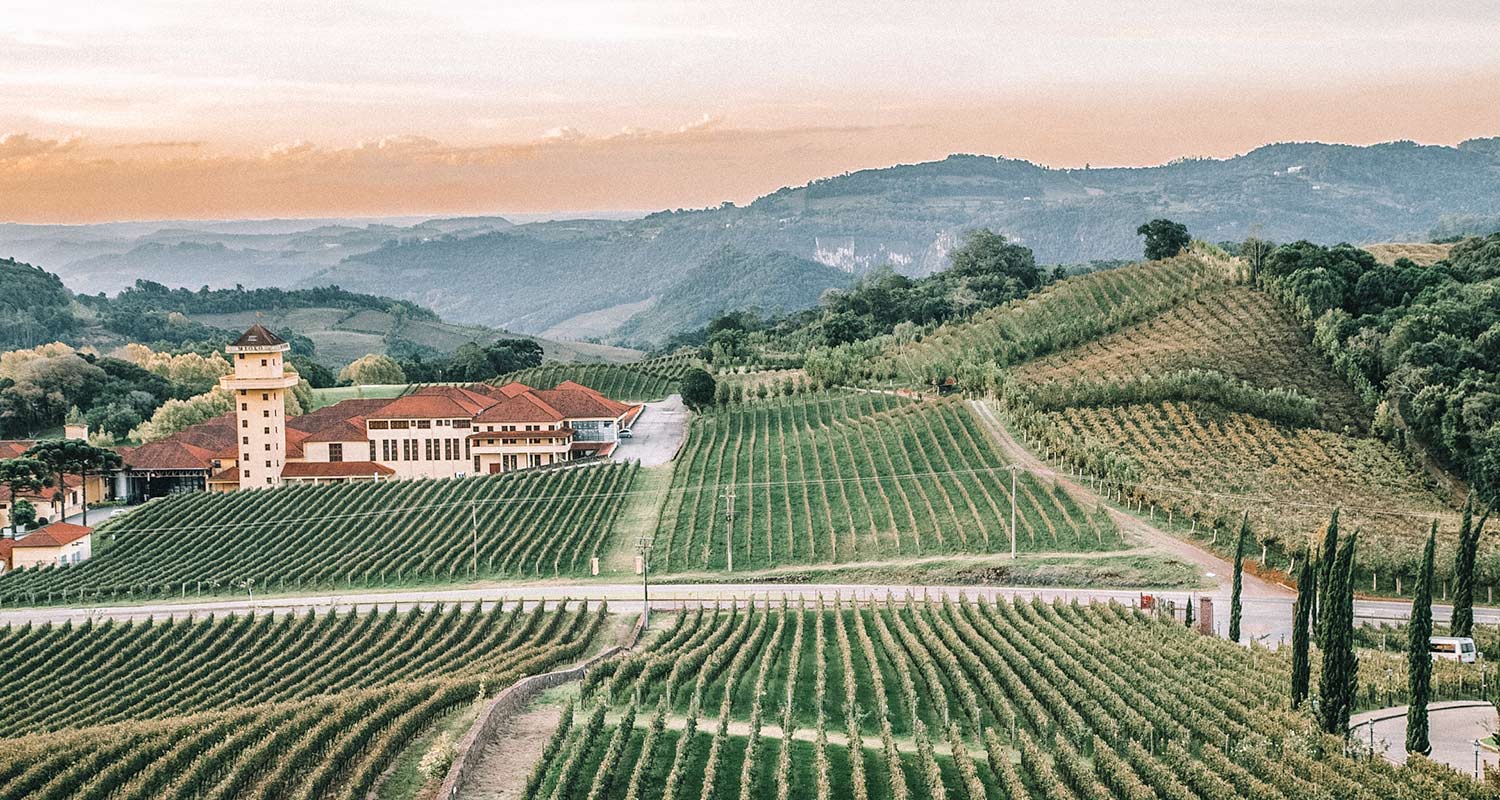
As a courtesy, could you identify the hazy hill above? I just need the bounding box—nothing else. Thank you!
[5,137,1499,344]
[0,257,640,367]
[608,249,852,345]
[313,138,1500,340]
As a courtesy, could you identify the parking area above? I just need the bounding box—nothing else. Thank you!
[611,394,688,467]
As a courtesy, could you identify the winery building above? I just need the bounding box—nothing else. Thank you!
[117,325,640,500]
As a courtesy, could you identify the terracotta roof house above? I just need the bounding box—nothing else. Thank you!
[10,522,92,569]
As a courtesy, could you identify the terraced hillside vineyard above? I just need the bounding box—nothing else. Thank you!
[659,392,1121,573]
[1014,284,1366,430]
[530,597,1480,799]
[0,601,606,800]
[0,463,636,605]
[871,252,1235,385]
[1017,400,1460,585]
[490,353,698,401]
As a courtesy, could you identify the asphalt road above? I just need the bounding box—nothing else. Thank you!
[1350,701,1498,774]
[3,579,1492,643]
[612,394,688,467]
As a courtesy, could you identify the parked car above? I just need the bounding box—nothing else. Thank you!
[1430,636,1478,663]
[618,428,634,439]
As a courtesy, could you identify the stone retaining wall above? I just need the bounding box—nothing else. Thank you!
[436,610,650,799]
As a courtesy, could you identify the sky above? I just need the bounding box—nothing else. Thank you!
[2,1,1499,222]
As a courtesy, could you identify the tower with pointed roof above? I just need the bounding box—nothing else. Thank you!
[220,325,300,489]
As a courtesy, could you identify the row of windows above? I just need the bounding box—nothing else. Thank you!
[375,437,469,463]
[369,419,472,430]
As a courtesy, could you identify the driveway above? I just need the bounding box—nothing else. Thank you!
[1351,702,1497,776]
[611,394,688,467]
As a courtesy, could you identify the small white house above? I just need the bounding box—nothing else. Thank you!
[10,523,93,569]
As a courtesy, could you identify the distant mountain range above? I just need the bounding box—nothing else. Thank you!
[4,137,1498,346]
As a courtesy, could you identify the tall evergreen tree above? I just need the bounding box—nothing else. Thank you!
[1230,514,1248,642]
[1452,501,1489,638]
[1318,531,1358,734]
[1406,524,1437,755]
[1314,509,1341,647]
[1291,555,1315,707]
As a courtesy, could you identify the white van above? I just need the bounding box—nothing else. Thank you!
[1430,636,1478,663]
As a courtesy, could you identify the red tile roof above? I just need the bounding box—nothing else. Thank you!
[300,419,368,443]
[474,391,564,423]
[491,381,535,399]
[122,440,218,471]
[281,461,395,479]
[15,522,91,548]
[535,387,633,419]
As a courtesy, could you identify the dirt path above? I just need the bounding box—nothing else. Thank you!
[967,399,1292,600]
[458,699,564,800]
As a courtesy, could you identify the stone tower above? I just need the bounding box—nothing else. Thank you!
[220,324,299,490]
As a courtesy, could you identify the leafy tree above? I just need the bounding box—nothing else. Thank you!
[680,368,717,411]
[0,457,50,536]
[1406,524,1436,755]
[946,228,1042,306]
[1291,555,1315,707]
[1451,500,1481,637]
[288,355,336,388]
[1229,514,1248,642]
[23,439,122,526]
[1317,531,1359,735]
[1136,219,1191,261]
[8,498,36,532]
[337,354,407,385]
[128,388,234,443]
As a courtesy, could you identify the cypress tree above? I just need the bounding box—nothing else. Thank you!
[1230,514,1248,642]
[1406,524,1436,755]
[1318,530,1358,734]
[1291,555,1314,707]
[1452,501,1489,638]
[1315,509,1341,647]
[1184,594,1195,629]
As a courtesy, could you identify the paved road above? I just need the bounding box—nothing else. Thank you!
[1350,702,1497,775]
[612,394,687,467]
[4,579,1495,641]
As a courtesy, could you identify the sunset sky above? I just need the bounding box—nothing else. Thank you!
[3,1,1499,222]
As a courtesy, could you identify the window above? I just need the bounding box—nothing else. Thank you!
[417,420,431,429]
[265,460,271,468]
[453,419,470,429]
[242,436,249,445]
[424,439,433,460]
[261,359,268,367]
[243,452,249,462]
[243,469,250,477]
[266,477,272,485]
[241,420,248,428]
[262,393,269,401]
[241,403,248,411]
[369,420,390,430]
[263,409,270,418]
[328,443,343,463]
[238,354,245,361]
[473,455,480,472]
[265,443,271,451]
[390,420,410,429]
[464,438,471,459]
[369,441,377,461]
[264,426,270,434]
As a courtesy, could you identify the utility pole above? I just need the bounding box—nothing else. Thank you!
[636,536,654,627]
[469,503,479,578]
[720,488,736,572]
[1010,465,1019,559]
